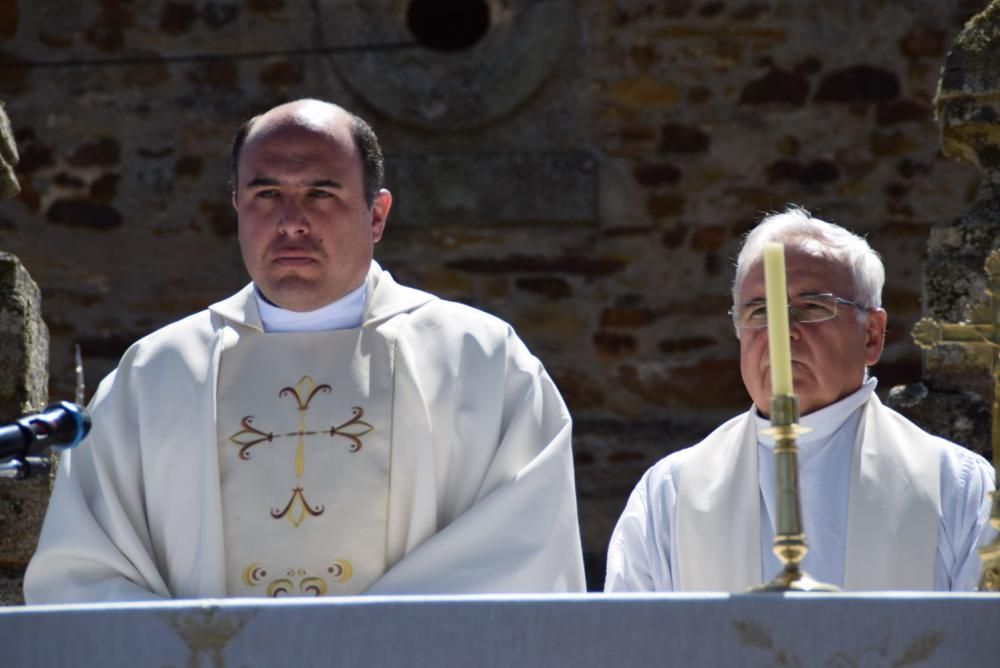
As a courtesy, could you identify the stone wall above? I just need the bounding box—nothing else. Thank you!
[0,0,989,590]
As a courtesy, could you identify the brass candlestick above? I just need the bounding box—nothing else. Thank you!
[751,394,839,592]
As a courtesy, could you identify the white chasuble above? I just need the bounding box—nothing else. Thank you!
[673,393,940,591]
[216,327,393,597]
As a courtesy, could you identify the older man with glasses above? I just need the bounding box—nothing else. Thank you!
[605,206,996,592]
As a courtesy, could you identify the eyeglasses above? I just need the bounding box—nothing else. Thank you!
[729,293,868,329]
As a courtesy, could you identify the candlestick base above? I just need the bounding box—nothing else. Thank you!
[750,564,840,592]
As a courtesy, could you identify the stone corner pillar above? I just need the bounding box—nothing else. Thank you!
[0,253,51,606]
[886,1,1000,458]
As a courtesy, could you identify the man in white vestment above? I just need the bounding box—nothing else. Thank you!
[24,99,585,603]
[605,207,996,592]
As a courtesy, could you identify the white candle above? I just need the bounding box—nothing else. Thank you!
[763,243,794,397]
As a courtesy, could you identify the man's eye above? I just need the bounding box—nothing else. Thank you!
[256,190,279,199]
[309,189,333,198]
[798,300,833,313]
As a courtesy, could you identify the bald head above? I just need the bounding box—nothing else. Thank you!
[230,99,384,206]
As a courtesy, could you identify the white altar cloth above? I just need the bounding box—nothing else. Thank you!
[3,593,999,666]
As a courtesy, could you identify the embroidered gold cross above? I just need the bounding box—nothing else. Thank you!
[228,375,374,527]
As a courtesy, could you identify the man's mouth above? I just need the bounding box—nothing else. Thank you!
[271,246,319,263]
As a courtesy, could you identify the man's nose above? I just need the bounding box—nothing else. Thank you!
[788,315,804,341]
[278,198,308,234]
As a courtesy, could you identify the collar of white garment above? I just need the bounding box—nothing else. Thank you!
[754,377,877,448]
[253,279,368,333]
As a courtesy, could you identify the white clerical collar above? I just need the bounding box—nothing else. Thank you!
[755,377,877,447]
[254,280,367,333]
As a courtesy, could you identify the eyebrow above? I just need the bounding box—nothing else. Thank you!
[245,177,343,189]
[740,291,831,307]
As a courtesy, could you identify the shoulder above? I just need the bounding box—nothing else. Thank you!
[88,307,218,414]
[396,297,523,364]
[634,412,750,496]
[403,297,513,339]
[120,309,218,368]
[874,400,994,486]
[875,401,991,463]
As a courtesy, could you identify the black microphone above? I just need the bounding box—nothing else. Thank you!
[0,401,92,461]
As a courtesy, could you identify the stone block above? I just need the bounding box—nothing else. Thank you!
[815,65,900,104]
[0,253,49,606]
[739,69,809,107]
[0,253,48,417]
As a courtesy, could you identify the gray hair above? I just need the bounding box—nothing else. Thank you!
[732,205,885,314]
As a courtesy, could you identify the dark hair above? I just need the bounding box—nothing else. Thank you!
[229,108,385,207]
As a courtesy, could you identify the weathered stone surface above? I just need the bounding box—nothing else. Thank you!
[259,58,304,89]
[876,99,931,126]
[766,158,840,185]
[634,162,682,186]
[608,77,682,109]
[68,137,120,168]
[618,358,747,410]
[647,193,685,218]
[815,65,900,103]
[446,255,626,277]
[46,198,124,230]
[886,1,1000,461]
[326,0,577,131]
[600,306,655,328]
[0,3,17,40]
[160,1,198,34]
[514,276,571,300]
[0,101,18,199]
[690,225,727,252]
[594,331,638,356]
[900,26,946,60]
[739,69,809,106]
[658,123,711,154]
[0,254,48,417]
[657,335,716,354]
[386,151,597,227]
[0,254,49,606]
[12,129,53,174]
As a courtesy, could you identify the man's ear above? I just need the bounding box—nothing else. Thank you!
[370,189,392,243]
[231,189,238,214]
[864,308,888,366]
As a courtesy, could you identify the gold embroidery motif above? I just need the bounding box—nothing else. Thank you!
[329,559,353,582]
[270,486,324,526]
[242,560,353,597]
[227,374,374,526]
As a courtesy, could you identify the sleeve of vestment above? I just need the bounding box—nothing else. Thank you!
[604,464,676,592]
[23,359,171,604]
[366,305,586,593]
[939,445,997,591]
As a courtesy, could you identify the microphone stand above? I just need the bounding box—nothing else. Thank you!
[0,456,50,480]
[0,344,90,481]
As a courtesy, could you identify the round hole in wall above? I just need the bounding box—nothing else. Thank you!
[406,0,491,52]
